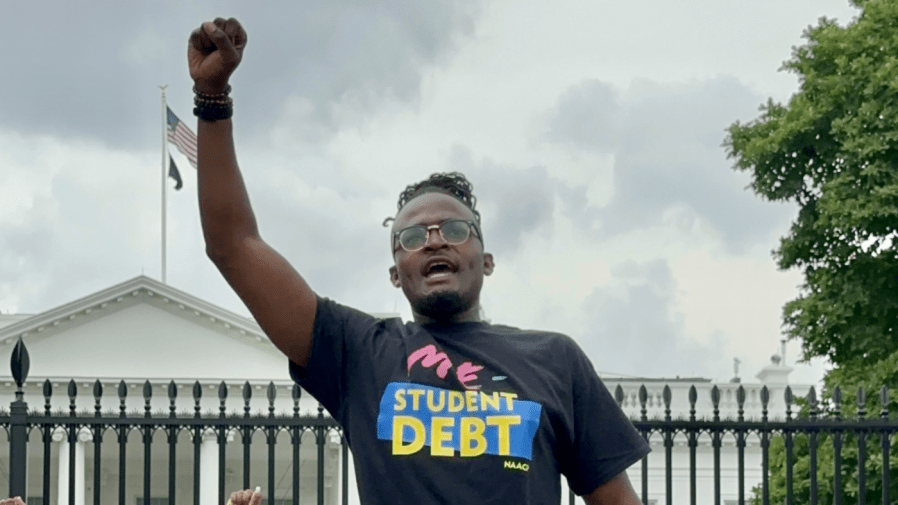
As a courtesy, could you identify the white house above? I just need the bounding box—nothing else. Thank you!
[0,276,808,505]
[0,276,365,505]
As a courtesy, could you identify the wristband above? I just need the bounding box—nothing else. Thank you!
[193,86,233,121]
[193,103,233,121]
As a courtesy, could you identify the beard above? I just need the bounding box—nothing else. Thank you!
[416,291,466,321]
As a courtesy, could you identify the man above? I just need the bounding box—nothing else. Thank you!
[189,17,649,504]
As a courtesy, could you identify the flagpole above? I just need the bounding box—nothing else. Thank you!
[160,85,168,284]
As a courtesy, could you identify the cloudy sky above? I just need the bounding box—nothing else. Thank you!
[1,1,861,387]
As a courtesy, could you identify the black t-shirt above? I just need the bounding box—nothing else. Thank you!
[289,297,650,504]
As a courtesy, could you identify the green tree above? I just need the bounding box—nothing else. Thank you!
[723,0,898,501]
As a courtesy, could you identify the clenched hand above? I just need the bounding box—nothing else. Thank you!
[188,17,247,95]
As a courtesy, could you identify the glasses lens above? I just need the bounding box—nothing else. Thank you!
[399,227,428,250]
[441,221,471,243]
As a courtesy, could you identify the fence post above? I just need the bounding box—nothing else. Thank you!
[9,337,30,499]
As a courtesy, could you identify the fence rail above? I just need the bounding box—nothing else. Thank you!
[5,338,898,505]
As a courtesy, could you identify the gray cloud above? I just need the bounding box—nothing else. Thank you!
[579,259,729,379]
[1,2,480,148]
[0,0,481,315]
[0,170,160,312]
[544,76,797,252]
[0,158,397,317]
[444,145,590,260]
[544,80,620,152]
[248,180,390,305]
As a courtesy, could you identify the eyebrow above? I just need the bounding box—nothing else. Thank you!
[401,215,468,228]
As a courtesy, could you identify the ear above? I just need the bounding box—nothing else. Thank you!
[389,265,401,288]
[482,253,495,276]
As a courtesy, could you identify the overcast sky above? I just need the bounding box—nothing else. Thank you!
[0,1,861,387]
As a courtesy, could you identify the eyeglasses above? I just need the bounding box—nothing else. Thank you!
[393,220,482,252]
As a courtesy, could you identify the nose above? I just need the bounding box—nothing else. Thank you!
[423,226,448,250]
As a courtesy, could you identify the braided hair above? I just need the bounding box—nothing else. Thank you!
[382,172,481,227]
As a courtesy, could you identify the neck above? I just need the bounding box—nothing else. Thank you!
[412,302,481,326]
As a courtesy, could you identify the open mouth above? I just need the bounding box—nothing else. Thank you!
[423,260,457,278]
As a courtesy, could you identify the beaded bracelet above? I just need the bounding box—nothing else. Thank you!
[193,86,233,121]
[195,96,232,106]
[193,85,231,99]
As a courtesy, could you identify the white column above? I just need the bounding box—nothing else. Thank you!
[199,431,219,505]
[55,431,85,505]
[326,433,342,505]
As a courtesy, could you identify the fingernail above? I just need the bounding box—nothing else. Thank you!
[203,22,216,34]
[254,486,261,494]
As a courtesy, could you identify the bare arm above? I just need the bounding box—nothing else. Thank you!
[583,472,641,505]
[190,19,317,368]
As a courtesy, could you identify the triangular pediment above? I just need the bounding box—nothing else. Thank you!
[0,276,290,382]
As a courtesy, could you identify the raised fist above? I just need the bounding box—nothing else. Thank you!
[188,17,247,94]
[0,497,26,505]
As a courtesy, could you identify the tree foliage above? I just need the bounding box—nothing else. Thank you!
[724,0,898,370]
[750,350,898,504]
[724,0,898,502]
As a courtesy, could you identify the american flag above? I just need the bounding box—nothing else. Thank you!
[166,107,197,168]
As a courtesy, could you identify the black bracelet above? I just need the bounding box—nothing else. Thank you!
[193,88,233,121]
[194,104,233,121]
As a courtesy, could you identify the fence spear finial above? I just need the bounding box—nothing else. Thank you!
[11,337,29,398]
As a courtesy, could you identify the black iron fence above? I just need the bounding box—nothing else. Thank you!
[4,338,898,505]
[622,381,897,505]
[3,339,345,505]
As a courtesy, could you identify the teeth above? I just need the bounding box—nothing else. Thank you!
[426,262,454,276]
[424,260,455,277]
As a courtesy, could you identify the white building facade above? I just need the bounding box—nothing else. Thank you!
[605,364,809,505]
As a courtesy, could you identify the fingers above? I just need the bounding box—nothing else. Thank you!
[250,487,262,505]
[225,487,261,505]
[217,18,247,50]
[203,21,235,56]
[204,18,243,67]
[189,17,246,57]
[188,17,247,91]
[226,19,248,51]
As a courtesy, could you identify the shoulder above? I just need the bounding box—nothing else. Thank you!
[487,323,584,354]
[482,324,595,377]
[316,296,403,330]
[313,297,416,351]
